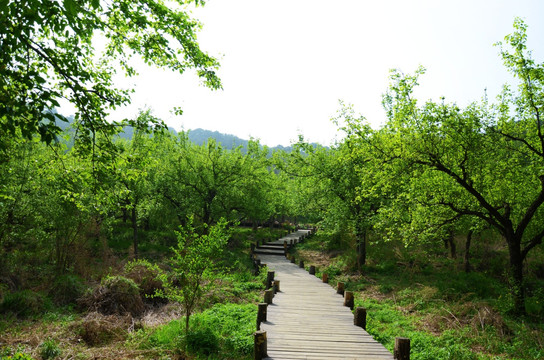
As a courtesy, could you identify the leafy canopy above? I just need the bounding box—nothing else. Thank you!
[0,0,221,147]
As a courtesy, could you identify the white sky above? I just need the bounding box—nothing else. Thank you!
[85,0,544,146]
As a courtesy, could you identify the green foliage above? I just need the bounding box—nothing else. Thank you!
[157,218,230,334]
[49,273,86,306]
[0,353,34,360]
[185,327,219,356]
[0,290,50,318]
[1,0,220,150]
[38,339,61,360]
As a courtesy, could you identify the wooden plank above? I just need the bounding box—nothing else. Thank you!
[257,242,393,360]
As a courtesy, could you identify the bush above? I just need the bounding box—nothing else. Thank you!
[0,290,50,318]
[124,260,165,303]
[79,276,144,316]
[49,273,86,306]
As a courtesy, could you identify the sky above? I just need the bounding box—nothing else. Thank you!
[88,0,544,146]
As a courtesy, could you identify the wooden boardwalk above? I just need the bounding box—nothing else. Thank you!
[257,231,393,360]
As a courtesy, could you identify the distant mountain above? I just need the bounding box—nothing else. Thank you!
[187,128,249,149]
[187,128,295,153]
[52,112,300,152]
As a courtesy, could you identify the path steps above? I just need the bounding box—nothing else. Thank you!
[256,240,394,360]
[253,229,312,256]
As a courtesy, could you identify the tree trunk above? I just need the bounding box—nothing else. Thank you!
[449,233,457,258]
[464,230,472,273]
[507,237,526,315]
[185,308,191,336]
[356,224,367,269]
[132,207,138,259]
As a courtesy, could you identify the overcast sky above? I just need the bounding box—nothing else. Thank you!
[106,0,544,146]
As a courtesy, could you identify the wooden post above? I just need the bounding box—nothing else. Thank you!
[283,240,287,251]
[266,271,275,289]
[299,260,304,268]
[264,289,273,304]
[257,303,267,330]
[354,307,367,330]
[251,243,255,253]
[344,291,354,310]
[394,337,410,360]
[273,280,280,293]
[322,273,329,283]
[290,256,296,264]
[337,282,345,296]
[254,330,267,360]
[309,265,316,275]
[290,239,293,246]
[255,259,261,267]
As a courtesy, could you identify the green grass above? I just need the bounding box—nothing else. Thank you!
[133,303,257,359]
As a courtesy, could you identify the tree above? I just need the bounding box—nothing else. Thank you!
[157,218,229,335]
[159,135,271,229]
[379,19,543,314]
[0,0,221,149]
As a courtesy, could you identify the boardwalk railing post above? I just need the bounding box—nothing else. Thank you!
[257,303,267,330]
[273,280,280,293]
[254,330,267,360]
[264,289,274,304]
[309,265,316,275]
[266,271,275,289]
[290,256,296,264]
[299,260,304,268]
[394,337,410,360]
[344,291,354,310]
[354,307,367,330]
[337,282,345,296]
[322,273,329,283]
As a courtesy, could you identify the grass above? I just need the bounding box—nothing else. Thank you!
[130,302,257,359]
[292,231,544,360]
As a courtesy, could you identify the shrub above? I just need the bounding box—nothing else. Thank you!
[79,276,144,316]
[0,290,49,318]
[49,274,86,306]
[124,260,165,303]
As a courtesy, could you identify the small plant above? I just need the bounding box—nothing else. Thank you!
[38,339,61,360]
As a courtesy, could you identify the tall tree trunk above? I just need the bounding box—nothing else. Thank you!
[132,207,138,259]
[464,230,473,273]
